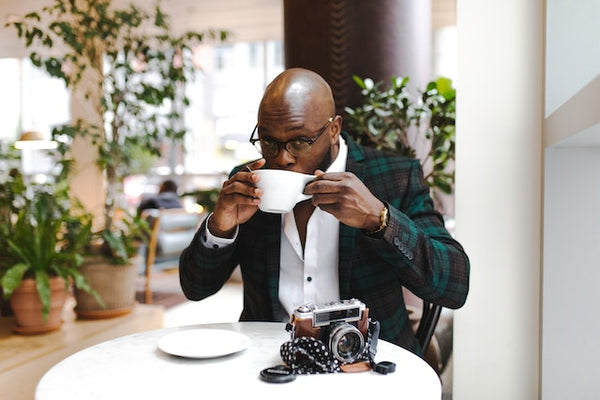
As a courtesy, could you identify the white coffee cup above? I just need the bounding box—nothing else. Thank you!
[253,169,314,214]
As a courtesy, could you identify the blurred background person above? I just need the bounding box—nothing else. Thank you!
[137,179,183,215]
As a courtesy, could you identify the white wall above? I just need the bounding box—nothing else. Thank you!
[542,147,600,399]
[453,1,543,398]
[545,0,600,117]
[455,0,600,398]
[541,1,600,398]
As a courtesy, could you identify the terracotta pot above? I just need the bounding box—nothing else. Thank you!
[74,255,140,319]
[10,276,67,335]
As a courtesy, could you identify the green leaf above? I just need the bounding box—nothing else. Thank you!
[70,268,105,308]
[352,75,366,89]
[1,263,29,299]
[436,77,455,100]
[34,270,51,322]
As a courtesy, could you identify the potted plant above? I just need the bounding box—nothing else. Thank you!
[0,166,99,334]
[7,0,228,317]
[73,210,150,318]
[344,75,456,213]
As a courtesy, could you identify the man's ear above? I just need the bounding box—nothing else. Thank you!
[330,115,343,140]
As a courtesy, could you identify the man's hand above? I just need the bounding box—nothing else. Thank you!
[305,170,384,232]
[208,159,266,238]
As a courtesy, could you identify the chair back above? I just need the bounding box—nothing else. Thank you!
[142,208,203,303]
[415,300,443,352]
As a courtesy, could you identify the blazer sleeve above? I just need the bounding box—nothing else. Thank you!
[363,158,470,309]
[179,218,239,301]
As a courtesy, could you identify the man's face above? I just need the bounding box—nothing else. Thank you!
[256,109,338,175]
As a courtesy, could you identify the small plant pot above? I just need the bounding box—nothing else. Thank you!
[74,256,140,319]
[10,276,67,335]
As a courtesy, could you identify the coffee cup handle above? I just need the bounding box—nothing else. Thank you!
[297,176,314,203]
[297,193,312,202]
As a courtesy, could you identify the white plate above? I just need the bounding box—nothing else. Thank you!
[158,329,251,358]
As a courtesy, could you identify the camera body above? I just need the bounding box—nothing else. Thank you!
[288,299,370,363]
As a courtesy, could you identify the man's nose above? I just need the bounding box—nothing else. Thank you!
[271,145,296,169]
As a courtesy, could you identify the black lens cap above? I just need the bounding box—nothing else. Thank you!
[373,361,396,375]
[259,365,297,383]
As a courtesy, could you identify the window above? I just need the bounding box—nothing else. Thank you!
[0,57,69,177]
[181,40,283,175]
[125,40,284,207]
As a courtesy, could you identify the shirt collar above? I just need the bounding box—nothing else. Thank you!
[325,134,348,173]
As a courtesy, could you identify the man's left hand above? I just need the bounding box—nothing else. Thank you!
[305,171,384,232]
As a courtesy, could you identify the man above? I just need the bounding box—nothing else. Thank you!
[179,68,469,355]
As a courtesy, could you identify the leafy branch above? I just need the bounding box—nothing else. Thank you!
[345,75,456,196]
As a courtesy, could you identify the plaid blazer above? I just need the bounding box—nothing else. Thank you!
[180,132,470,354]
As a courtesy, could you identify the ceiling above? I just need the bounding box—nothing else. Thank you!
[161,0,456,39]
[0,0,455,56]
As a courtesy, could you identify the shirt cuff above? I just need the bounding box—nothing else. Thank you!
[201,213,238,249]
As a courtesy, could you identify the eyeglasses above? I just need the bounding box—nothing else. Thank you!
[249,117,333,158]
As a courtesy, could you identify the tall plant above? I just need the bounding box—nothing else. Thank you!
[345,76,456,198]
[7,0,228,263]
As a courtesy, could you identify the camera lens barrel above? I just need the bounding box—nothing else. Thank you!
[328,323,365,363]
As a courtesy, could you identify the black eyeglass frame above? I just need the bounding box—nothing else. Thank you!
[249,116,334,158]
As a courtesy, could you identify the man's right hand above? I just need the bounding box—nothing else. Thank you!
[207,159,266,238]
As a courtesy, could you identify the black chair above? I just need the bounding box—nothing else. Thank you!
[415,300,443,352]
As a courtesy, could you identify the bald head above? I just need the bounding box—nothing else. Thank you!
[255,68,341,172]
[259,68,335,120]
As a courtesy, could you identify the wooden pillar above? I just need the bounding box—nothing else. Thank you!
[284,0,431,114]
[69,74,106,228]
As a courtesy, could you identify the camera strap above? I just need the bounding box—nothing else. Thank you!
[366,320,396,375]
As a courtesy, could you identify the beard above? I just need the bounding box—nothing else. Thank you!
[316,141,336,172]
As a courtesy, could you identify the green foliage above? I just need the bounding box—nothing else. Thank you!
[345,76,456,195]
[0,168,101,321]
[182,189,221,213]
[98,211,151,264]
[6,0,228,263]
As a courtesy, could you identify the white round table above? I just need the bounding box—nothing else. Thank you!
[36,322,441,399]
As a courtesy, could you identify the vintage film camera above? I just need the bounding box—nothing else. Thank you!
[286,299,370,363]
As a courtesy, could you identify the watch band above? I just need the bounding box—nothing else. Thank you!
[366,205,388,235]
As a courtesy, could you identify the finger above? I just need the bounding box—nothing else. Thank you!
[313,201,343,217]
[305,178,343,195]
[312,190,357,207]
[227,192,261,205]
[248,158,266,171]
[314,171,348,181]
[232,168,261,186]
[221,179,262,199]
[219,192,261,210]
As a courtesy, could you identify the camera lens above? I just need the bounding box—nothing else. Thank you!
[328,323,365,363]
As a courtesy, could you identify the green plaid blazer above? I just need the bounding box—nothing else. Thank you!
[180,132,470,354]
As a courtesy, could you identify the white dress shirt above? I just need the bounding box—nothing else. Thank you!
[203,137,348,316]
